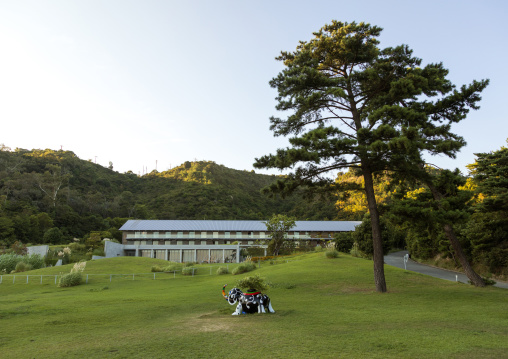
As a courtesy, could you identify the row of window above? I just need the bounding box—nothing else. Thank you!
[126,240,257,245]
[125,231,327,239]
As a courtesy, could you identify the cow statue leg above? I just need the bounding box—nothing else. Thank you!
[257,294,266,313]
[232,302,243,316]
[263,295,275,313]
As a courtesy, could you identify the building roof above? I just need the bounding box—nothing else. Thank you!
[119,220,361,232]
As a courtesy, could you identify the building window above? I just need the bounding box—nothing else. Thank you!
[236,232,242,239]
[189,231,195,238]
[201,231,207,238]
[225,232,230,238]
[177,232,183,238]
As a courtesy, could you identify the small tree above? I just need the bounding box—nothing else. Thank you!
[85,231,102,251]
[264,214,296,256]
[43,227,64,244]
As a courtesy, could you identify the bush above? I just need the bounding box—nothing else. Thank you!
[15,261,32,272]
[181,267,194,276]
[24,254,45,270]
[334,232,354,253]
[0,253,45,273]
[350,242,367,258]
[164,263,183,272]
[69,243,87,252]
[216,266,229,275]
[58,272,83,287]
[232,262,256,275]
[236,274,268,292]
[151,265,164,272]
[0,253,23,273]
[92,248,105,257]
[325,250,339,259]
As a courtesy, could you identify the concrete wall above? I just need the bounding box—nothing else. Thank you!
[104,241,124,258]
[27,245,49,257]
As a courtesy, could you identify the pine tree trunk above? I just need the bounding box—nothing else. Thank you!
[442,223,486,287]
[427,184,486,287]
[362,166,387,293]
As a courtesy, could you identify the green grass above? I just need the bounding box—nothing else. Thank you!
[0,253,507,358]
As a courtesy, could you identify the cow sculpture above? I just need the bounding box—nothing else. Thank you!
[222,284,275,315]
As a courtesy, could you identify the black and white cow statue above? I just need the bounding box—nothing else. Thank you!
[222,284,275,315]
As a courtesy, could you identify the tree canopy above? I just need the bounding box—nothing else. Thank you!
[254,21,488,292]
[264,214,296,256]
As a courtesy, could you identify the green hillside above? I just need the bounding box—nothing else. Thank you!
[0,148,337,246]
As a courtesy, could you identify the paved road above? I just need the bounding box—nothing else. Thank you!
[384,251,508,289]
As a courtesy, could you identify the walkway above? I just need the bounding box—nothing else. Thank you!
[384,251,508,289]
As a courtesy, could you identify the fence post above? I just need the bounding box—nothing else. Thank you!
[40,275,42,284]
[27,275,29,284]
[133,273,135,281]
[0,275,2,284]
[86,274,89,284]
[153,273,156,280]
[55,275,57,285]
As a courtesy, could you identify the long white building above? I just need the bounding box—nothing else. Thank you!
[104,219,361,263]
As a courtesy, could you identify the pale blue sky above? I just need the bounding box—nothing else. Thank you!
[1,1,506,176]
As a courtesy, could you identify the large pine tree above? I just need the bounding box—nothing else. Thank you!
[254,21,488,292]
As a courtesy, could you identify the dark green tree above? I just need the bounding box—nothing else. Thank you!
[263,214,296,256]
[388,169,486,286]
[465,141,508,274]
[470,140,508,213]
[254,21,488,292]
[43,227,64,244]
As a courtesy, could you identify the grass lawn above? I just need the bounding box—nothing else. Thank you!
[0,252,507,358]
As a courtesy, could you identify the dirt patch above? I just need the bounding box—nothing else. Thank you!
[183,312,242,333]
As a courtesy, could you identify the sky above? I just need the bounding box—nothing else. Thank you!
[1,0,506,176]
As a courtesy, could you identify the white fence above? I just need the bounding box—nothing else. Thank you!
[0,264,238,285]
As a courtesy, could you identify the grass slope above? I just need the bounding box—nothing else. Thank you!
[0,253,507,358]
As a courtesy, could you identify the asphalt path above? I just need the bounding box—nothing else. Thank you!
[384,251,508,289]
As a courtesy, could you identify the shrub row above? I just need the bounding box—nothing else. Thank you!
[151,262,184,273]
[0,253,45,273]
[232,262,256,275]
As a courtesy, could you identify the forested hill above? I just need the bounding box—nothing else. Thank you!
[0,148,337,245]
